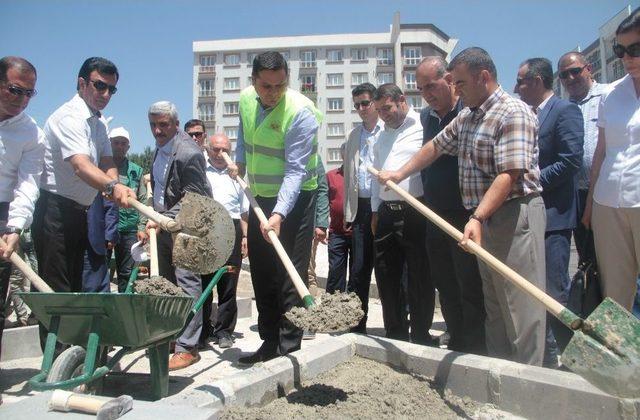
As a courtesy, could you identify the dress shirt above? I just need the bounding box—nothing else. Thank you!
[536,94,553,115]
[433,87,542,209]
[0,112,45,229]
[371,108,424,212]
[594,75,640,208]
[152,137,175,212]
[326,166,348,234]
[357,121,383,198]
[41,94,113,206]
[236,91,319,217]
[572,82,611,190]
[205,161,249,219]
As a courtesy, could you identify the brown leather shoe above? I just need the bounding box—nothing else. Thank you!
[168,350,200,371]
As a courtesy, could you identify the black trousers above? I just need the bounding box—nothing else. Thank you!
[347,198,375,332]
[374,200,434,344]
[326,232,352,294]
[32,189,89,352]
[248,190,315,355]
[425,208,486,354]
[573,189,594,264]
[0,203,11,360]
[200,219,243,341]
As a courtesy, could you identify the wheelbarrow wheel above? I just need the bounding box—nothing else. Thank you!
[47,346,103,394]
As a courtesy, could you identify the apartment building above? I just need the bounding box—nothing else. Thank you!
[192,13,458,169]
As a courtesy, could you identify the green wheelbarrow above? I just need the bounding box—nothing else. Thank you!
[18,266,229,401]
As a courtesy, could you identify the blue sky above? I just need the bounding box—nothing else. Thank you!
[3,0,637,153]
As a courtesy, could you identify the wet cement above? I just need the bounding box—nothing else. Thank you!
[285,292,364,333]
[220,356,486,419]
[133,276,186,296]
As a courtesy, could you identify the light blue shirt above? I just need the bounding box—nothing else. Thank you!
[152,137,174,211]
[205,161,249,219]
[357,121,382,198]
[236,94,319,217]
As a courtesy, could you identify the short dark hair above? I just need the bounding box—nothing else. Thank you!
[522,57,553,90]
[184,119,205,131]
[77,57,119,90]
[557,51,588,68]
[448,47,497,80]
[0,56,37,83]
[352,82,376,98]
[616,7,640,35]
[373,83,403,101]
[252,51,288,78]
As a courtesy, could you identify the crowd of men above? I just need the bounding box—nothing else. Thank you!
[1,9,640,384]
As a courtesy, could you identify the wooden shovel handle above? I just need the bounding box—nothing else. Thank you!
[221,152,312,300]
[144,179,159,277]
[368,166,567,319]
[0,237,54,293]
[49,389,104,413]
[127,198,179,233]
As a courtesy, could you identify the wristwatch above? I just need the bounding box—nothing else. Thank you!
[4,226,22,235]
[469,213,484,223]
[104,180,119,196]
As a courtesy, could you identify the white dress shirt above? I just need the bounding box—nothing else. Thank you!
[41,94,113,206]
[205,161,249,219]
[594,74,640,208]
[152,138,175,212]
[371,108,424,211]
[0,112,45,229]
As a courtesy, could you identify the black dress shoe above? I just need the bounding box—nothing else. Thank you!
[238,349,278,364]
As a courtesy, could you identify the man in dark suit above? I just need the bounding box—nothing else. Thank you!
[147,101,212,370]
[82,193,119,292]
[515,58,584,367]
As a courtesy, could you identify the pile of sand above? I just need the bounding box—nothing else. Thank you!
[285,292,364,332]
[133,276,186,296]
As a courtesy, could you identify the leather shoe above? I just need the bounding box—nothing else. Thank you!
[238,349,278,365]
[168,350,200,371]
[218,333,234,349]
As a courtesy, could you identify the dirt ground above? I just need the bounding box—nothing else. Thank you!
[220,356,492,419]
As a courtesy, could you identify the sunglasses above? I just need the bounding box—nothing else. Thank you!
[188,131,205,138]
[613,42,640,59]
[4,83,37,98]
[209,147,229,153]
[515,77,531,87]
[89,79,118,95]
[354,100,372,110]
[559,65,588,79]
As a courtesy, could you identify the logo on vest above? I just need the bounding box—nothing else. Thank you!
[269,122,280,131]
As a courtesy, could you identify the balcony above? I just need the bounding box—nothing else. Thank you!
[301,84,317,101]
[198,65,216,74]
[403,57,422,67]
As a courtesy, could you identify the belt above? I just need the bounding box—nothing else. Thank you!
[384,201,406,211]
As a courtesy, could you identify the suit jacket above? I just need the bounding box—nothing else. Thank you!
[537,95,584,231]
[87,193,119,255]
[151,131,212,219]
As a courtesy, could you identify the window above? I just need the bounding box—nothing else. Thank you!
[199,55,215,72]
[198,79,214,97]
[327,123,344,137]
[300,74,316,92]
[247,52,258,66]
[327,98,344,111]
[612,60,625,80]
[224,126,238,140]
[403,47,422,65]
[377,48,393,65]
[351,72,368,86]
[224,102,239,115]
[223,77,240,91]
[198,104,214,121]
[351,48,368,61]
[327,49,343,62]
[407,95,424,110]
[301,50,316,68]
[224,53,240,66]
[404,71,416,90]
[377,72,394,85]
[326,73,343,87]
[327,148,342,163]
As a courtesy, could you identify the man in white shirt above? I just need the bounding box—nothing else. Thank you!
[371,84,433,345]
[0,56,45,367]
[200,133,249,350]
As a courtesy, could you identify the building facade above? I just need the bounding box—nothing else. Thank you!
[192,13,457,169]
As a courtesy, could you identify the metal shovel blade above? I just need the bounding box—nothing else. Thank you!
[561,298,640,398]
[172,192,235,274]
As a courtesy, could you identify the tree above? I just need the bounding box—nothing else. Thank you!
[128,146,154,174]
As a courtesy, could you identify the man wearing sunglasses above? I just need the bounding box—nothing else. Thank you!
[184,118,207,150]
[343,82,382,334]
[33,57,135,347]
[0,56,45,373]
[557,52,611,263]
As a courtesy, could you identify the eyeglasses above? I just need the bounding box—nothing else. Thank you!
[354,100,372,110]
[613,42,640,59]
[515,77,531,87]
[3,83,37,98]
[559,65,587,79]
[89,79,118,95]
[188,131,205,138]
[208,147,229,153]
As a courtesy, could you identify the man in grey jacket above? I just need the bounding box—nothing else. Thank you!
[343,83,383,333]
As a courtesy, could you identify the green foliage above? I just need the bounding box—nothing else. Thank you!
[128,146,154,174]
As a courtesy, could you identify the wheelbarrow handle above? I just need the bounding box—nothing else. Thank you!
[221,152,314,308]
[368,166,582,330]
[127,198,180,233]
[0,237,54,293]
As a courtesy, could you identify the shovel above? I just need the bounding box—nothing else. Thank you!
[0,237,53,293]
[127,192,234,275]
[369,166,640,398]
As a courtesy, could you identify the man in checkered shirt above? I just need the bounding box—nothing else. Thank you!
[378,47,546,366]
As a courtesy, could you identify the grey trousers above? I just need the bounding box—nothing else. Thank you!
[477,194,547,366]
[158,230,202,353]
